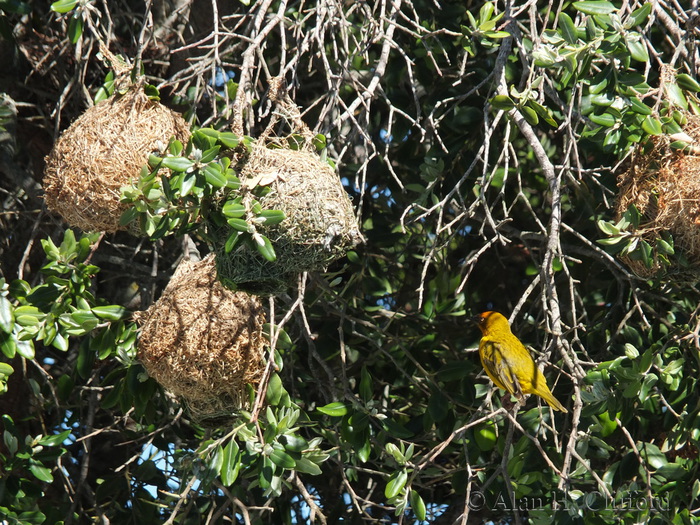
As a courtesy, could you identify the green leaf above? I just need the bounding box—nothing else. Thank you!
[474,423,498,451]
[4,430,17,456]
[257,210,286,226]
[60,229,78,256]
[218,132,239,148]
[38,429,71,447]
[590,92,614,107]
[254,234,277,262]
[642,116,663,135]
[270,446,296,469]
[479,2,494,25]
[227,218,250,232]
[385,470,408,499]
[222,201,246,218]
[144,84,160,100]
[313,133,327,151]
[640,240,653,268]
[673,110,688,126]
[676,74,700,92]
[199,145,221,163]
[317,402,348,417]
[624,343,639,359]
[266,373,284,406]
[625,3,652,28]
[16,339,34,360]
[196,128,220,140]
[558,12,578,44]
[662,358,684,377]
[52,332,69,352]
[625,37,649,62]
[589,68,611,94]
[295,457,323,475]
[597,219,619,236]
[92,305,127,321]
[0,362,13,377]
[381,418,414,439]
[386,443,405,464]
[119,206,139,227]
[528,100,557,126]
[67,14,83,44]
[666,84,688,109]
[147,154,163,169]
[224,232,241,253]
[520,105,539,125]
[589,112,616,127]
[410,490,427,521]
[572,1,616,15]
[225,172,241,190]
[359,366,372,402]
[202,163,226,188]
[657,238,674,255]
[161,156,194,172]
[0,332,17,358]
[41,237,60,260]
[490,95,516,111]
[0,296,13,334]
[639,373,658,402]
[220,440,241,486]
[54,374,73,403]
[180,172,196,197]
[29,462,53,482]
[50,0,79,13]
[71,310,99,330]
[258,456,275,490]
[281,434,307,453]
[628,97,651,115]
[169,139,183,156]
[642,443,668,469]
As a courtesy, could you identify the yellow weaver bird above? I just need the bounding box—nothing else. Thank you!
[473,311,568,413]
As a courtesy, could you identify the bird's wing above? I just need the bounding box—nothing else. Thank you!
[482,341,525,401]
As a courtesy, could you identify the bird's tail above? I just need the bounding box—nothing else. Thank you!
[539,389,568,413]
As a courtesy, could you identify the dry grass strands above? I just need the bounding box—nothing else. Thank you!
[136,255,266,425]
[215,146,363,294]
[215,77,363,295]
[615,114,700,281]
[43,86,190,233]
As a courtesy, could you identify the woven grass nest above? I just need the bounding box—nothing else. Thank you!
[615,113,700,281]
[43,86,190,233]
[135,254,266,424]
[214,78,363,295]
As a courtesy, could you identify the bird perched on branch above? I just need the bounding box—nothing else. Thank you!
[473,311,568,413]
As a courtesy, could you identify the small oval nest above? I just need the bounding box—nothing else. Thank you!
[615,114,700,281]
[214,145,363,295]
[43,86,190,233]
[136,254,266,424]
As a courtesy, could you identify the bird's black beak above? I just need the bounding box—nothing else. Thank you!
[470,314,481,324]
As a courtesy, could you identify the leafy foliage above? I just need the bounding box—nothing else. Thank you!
[121,127,291,263]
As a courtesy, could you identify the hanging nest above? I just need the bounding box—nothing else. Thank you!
[615,113,700,281]
[213,77,363,295]
[43,85,190,233]
[135,254,266,425]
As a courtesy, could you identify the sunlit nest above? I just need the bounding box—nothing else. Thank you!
[213,81,363,295]
[43,86,190,233]
[135,255,266,425]
[615,113,700,281]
